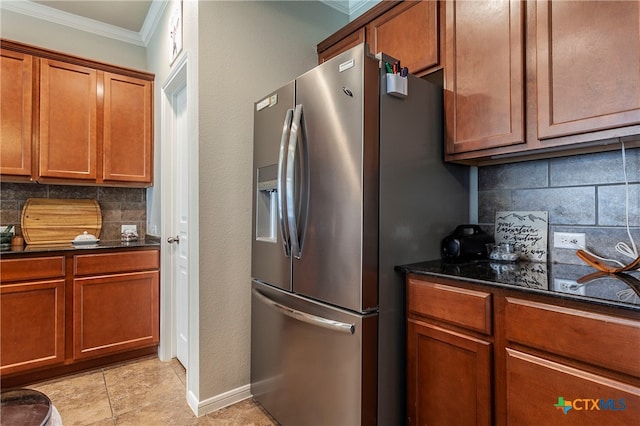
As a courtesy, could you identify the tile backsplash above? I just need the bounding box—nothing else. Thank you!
[0,183,146,241]
[478,146,640,265]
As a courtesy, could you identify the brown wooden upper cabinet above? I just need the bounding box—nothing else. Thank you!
[39,59,98,181]
[444,0,524,155]
[319,28,365,64]
[367,0,440,76]
[103,72,153,184]
[0,40,154,187]
[0,49,33,177]
[317,1,441,76]
[535,1,640,140]
[444,0,640,163]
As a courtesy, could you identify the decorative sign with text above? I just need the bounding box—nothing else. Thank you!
[495,211,548,262]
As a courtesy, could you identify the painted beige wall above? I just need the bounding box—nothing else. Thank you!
[144,0,346,406]
[144,0,185,237]
[195,1,346,400]
[0,8,147,70]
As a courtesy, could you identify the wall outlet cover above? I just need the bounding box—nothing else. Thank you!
[553,232,586,249]
[121,225,137,233]
[553,278,586,295]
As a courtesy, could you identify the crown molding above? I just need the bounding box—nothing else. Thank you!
[3,1,372,47]
[320,0,378,17]
[320,0,351,15]
[348,0,379,18]
[0,0,153,47]
[140,0,168,46]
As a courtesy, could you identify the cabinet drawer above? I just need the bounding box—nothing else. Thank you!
[408,278,492,334]
[506,349,639,425]
[74,250,159,276]
[505,298,640,378]
[0,256,65,282]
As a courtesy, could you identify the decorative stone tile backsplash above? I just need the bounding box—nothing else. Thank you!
[478,146,640,265]
[0,183,146,242]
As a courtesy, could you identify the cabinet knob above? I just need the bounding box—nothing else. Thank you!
[167,235,180,244]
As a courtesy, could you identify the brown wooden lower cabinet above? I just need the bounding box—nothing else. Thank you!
[406,274,640,425]
[407,277,493,425]
[407,319,492,425]
[505,349,640,426]
[73,270,159,360]
[0,279,65,375]
[0,248,160,385]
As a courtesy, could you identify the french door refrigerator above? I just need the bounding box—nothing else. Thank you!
[251,43,469,425]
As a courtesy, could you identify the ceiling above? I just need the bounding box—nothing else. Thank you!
[3,0,379,46]
[25,1,378,33]
[32,0,153,32]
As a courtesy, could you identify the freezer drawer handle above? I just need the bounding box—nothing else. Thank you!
[252,288,355,335]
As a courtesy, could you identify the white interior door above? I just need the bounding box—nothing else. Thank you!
[161,53,200,414]
[174,85,189,367]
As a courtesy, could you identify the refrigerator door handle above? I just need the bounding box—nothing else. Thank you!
[286,104,308,259]
[252,288,355,335]
[277,108,294,257]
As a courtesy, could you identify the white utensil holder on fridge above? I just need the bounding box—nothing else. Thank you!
[386,74,408,98]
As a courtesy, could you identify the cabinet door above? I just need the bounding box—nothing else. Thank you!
[102,72,153,185]
[536,1,640,140]
[506,349,640,425]
[367,0,439,75]
[39,59,97,180]
[318,28,365,64]
[0,280,65,375]
[73,271,159,359]
[407,319,492,426]
[0,49,33,177]
[444,0,525,154]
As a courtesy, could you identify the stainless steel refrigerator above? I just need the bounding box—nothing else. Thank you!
[251,44,469,425]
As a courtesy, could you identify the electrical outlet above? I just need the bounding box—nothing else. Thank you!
[554,278,585,295]
[121,224,137,233]
[553,232,585,249]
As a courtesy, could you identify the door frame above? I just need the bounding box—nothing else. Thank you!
[159,51,200,409]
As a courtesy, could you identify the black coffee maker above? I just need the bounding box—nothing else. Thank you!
[441,225,494,261]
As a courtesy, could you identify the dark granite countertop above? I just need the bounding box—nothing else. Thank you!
[0,237,160,257]
[396,259,640,311]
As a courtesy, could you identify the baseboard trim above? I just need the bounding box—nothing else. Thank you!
[187,384,252,417]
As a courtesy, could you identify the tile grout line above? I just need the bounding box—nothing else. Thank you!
[101,368,117,424]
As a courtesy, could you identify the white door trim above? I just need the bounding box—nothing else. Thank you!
[160,51,200,410]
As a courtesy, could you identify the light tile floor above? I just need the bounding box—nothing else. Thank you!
[29,355,278,426]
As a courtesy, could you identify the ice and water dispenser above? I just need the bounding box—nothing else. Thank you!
[255,164,278,243]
